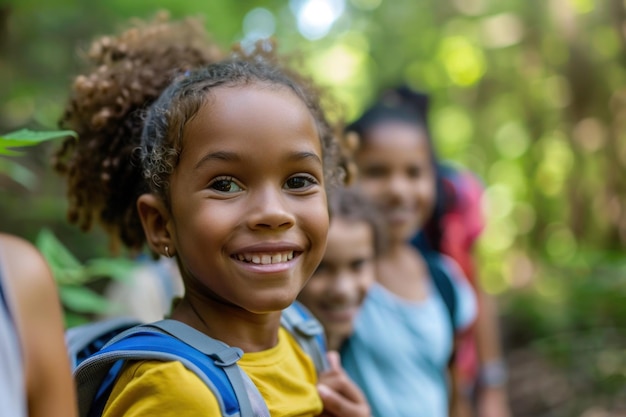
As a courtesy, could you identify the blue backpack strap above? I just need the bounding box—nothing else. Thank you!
[147,320,267,417]
[74,321,269,417]
[421,251,457,333]
[281,301,329,372]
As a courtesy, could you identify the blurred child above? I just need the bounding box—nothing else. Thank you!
[298,186,385,351]
[55,16,368,415]
[342,86,478,417]
[0,232,78,417]
[400,87,511,417]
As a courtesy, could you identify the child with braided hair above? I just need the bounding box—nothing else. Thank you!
[55,15,369,417]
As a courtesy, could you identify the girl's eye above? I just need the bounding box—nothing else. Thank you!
[350,258,367,272]
[285,175,317,190]
[362,165,388,179]
[407,166,421,178]
[209,177,242,193]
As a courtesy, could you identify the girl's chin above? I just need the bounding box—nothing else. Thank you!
[388,221,423,240]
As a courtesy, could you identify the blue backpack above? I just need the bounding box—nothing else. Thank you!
[67,301,328,417]
[410,240,458,333]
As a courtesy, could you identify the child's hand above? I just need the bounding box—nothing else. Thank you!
[317,351,371,417]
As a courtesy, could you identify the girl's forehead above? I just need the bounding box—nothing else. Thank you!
[365,119,426,139]
[178,83,322,160]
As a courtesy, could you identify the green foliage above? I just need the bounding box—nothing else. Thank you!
[35,228,135,327]
[0,128,76,156]
[0,128,76,189]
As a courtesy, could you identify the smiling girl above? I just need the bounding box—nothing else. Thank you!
[56,20,368,416]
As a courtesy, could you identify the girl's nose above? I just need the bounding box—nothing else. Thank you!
[246,186,296,230]
[327,271,357,302]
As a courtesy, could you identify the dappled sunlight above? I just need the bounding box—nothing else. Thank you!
[487,161,528,198]
[305,36,373,119]
[545,224,578,264]
[348,0,381,11]
[534,132,574,197]
[494,121,531,159]
[480,13,525,49]
[431,105,474,157]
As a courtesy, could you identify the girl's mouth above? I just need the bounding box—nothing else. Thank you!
[233,251,296,265]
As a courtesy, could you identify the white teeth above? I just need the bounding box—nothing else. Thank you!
[236,251,294,264]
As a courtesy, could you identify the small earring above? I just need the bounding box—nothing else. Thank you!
[165,245,171,258]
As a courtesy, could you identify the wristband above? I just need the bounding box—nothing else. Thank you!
[479,359,508,387]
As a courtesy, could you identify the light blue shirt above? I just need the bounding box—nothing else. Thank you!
[341,256,476,417]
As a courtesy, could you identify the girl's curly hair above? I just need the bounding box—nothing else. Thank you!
[54,14,223,253]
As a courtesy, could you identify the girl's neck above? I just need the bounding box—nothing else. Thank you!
[376,242,430,302]
[385,239,413,258]
[171,296,282,352]
[326,333,345,352]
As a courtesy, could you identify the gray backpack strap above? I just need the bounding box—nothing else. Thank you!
[75,320,269,417]
[147,320,269,417]
[76,347,239,417]
[65,316,142,371]
[281,302,329,372]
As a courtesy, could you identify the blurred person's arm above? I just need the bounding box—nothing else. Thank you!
[474,288,511,417]
[0,233,78,417]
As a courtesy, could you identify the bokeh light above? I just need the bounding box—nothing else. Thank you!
[437,36,486,86]
[239,8,276,53]
[545,224,577,263]
[480,13,525,48]
[431,106,473,157]
[494,121,531,159]
[291,0,345,40]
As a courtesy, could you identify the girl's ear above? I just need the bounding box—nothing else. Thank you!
[137,193,173,257]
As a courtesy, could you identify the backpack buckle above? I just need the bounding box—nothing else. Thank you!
[212,347,244,367]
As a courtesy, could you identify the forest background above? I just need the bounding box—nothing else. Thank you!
[0,0,625,415]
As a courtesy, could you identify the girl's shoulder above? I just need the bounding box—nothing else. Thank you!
[104,360,221,416]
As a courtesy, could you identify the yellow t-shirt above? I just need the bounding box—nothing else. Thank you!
[102,327,323,417]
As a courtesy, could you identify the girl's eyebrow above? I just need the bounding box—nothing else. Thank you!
[194,150,322,171]
[194,151,240,170]
[292,151,323,165]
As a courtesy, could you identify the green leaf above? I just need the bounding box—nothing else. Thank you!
[0,157,37,189]
[0,129,77,155]
[58,286,110,314]
[63,312,91,329]
[36,229,84,284]
[84,258,135,282]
